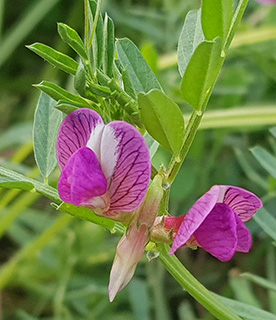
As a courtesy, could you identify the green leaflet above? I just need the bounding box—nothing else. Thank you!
[55,100,80,115]
[138,89,184,157]
[116,38,161,93]
[89,0,104,70]
[141,42,158,74]
[58,23,88,60]
[27,42,78,75]
[144,133,159,159]
[177,9,205,77]
[33,92,63,178]
[202,0,233,42]
[74,61,87,97]
[35,81,91,108]
[103,13,115,77]
[180,37,223,112]
[121,66,137,99]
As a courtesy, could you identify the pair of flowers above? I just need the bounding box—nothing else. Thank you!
[57,108,262,301]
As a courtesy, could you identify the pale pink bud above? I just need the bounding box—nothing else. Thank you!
[108,224,148,302]
[108,175,163,301]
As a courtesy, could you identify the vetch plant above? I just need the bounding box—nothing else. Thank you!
[0,0,269,319]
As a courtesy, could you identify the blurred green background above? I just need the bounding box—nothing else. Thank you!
[1,0,276,319]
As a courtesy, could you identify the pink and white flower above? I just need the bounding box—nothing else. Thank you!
[56,108,151,221]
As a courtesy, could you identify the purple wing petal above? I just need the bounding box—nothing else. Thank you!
[234,213,252,253]
[57,108,103,169]
[223,186,263,222]
[195,203,238,261]
[170,185,221,254]
[101,121,151,215]
[58,147,107,207]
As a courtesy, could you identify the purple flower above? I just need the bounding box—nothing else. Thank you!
[166,185,262,261]
[57,108,151,220]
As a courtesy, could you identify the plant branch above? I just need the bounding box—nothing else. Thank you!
[158,244,242,320]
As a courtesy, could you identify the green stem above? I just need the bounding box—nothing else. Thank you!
[158,244,242,320]
[166,111,202,185]
[224,0,250,51]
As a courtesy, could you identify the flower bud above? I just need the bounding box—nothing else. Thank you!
[137,174,163,229]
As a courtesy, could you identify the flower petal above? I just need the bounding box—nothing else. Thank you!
[194,203,238,261]
[234,213,252,253]
[102,121,151,214]
[109,224,148,302]
[57,108,103,169]
[223,186,263,222]
[164,215,185,233]
[58,147,108,207]
[170,185,221,254]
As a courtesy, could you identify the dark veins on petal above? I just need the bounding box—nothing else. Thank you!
[108,125,150,212]
[223,187,261,222]
[57,110,102,169]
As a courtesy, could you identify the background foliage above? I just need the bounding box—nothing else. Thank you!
[1,0,276,319]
